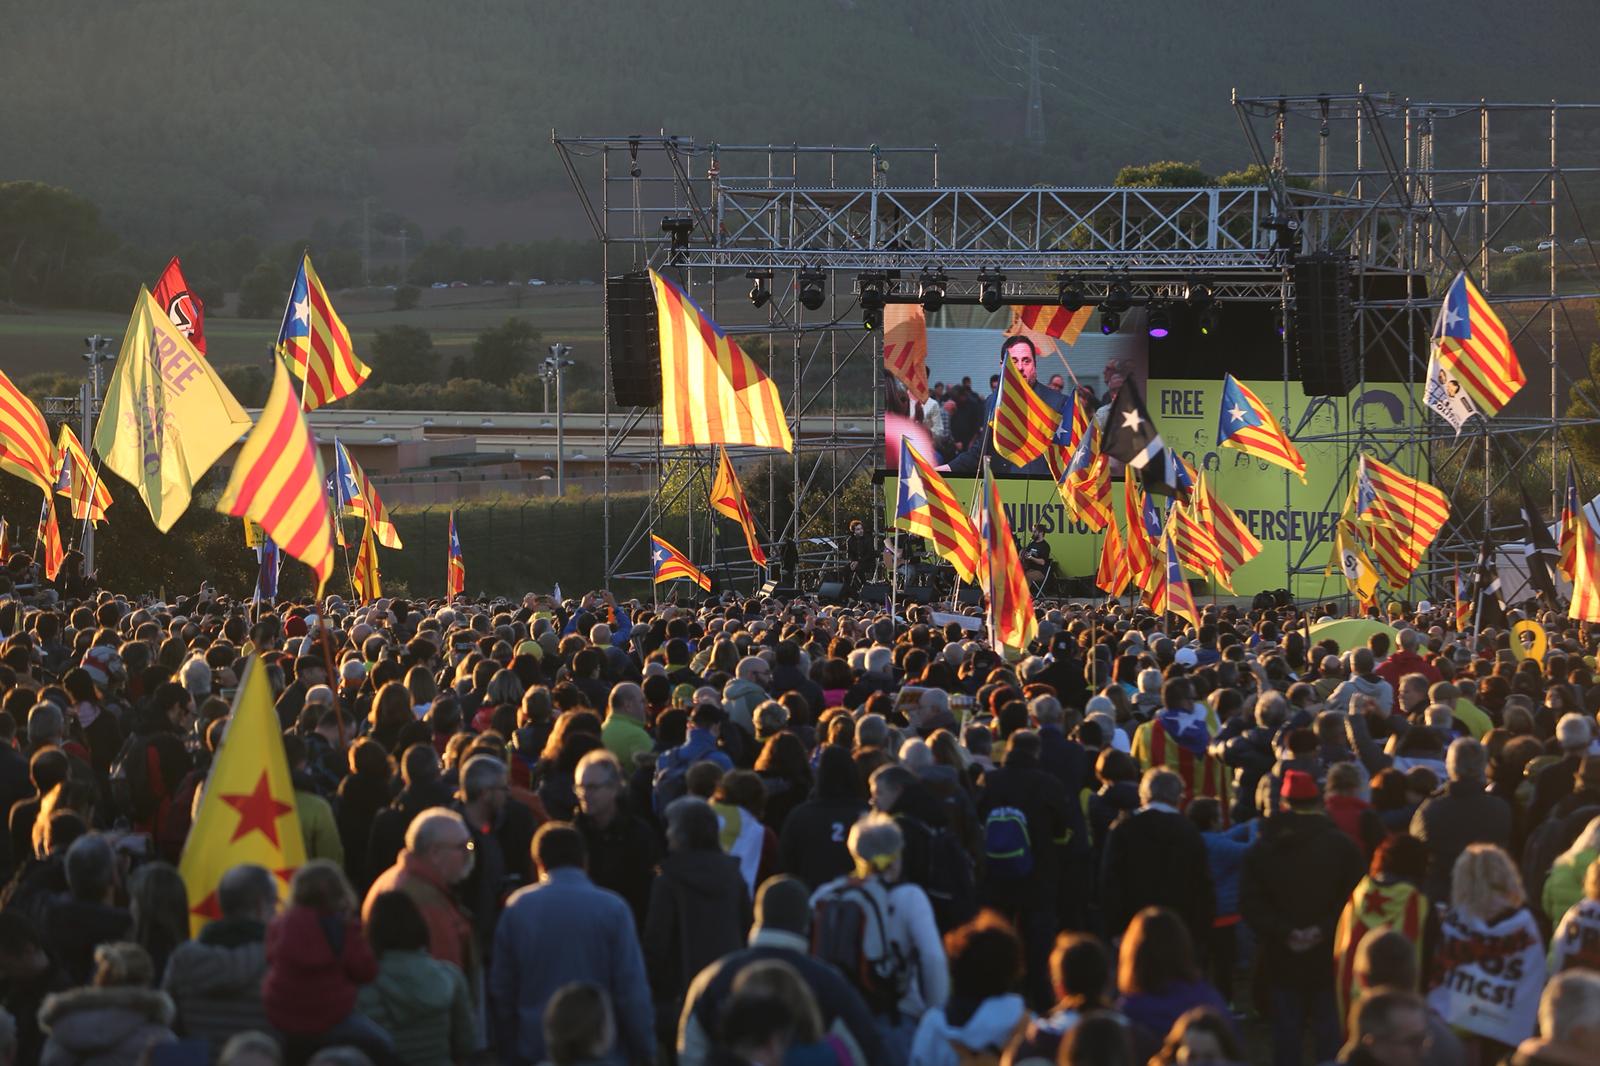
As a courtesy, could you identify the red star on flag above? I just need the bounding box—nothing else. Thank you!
[220,770,294,849]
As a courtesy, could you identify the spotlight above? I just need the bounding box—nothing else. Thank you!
[1184,279,1214,310]
[918,269,947,314]
[1145,300,1171,339]
[797,269,826,311]
[859,271,889,331]
[863,307,884,332]
[978,269,1006,313]
[1099,309,1122,335]
[1198,304,1221,337]
[1055,275,1086,312]
[660,216,695,250]
[1101,279,1132,313]
[746,270,772,309]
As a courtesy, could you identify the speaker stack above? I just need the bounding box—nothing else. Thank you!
[1292,253,1356,396]
[605,272,662,407]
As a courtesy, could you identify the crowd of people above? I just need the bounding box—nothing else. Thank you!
[0,564,1596,1066]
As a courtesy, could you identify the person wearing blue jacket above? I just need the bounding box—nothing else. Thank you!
[1188,797,1256,1010]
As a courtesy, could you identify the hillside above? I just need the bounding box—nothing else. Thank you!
[5,0,1598,249]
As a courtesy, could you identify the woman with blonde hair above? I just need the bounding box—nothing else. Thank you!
[1426,844,1545,1060]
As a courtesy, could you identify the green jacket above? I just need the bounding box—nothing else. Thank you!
[296,788,345,866]
[602,714,654,771]
[1542,846,1597,924]
[356,949,475,1066]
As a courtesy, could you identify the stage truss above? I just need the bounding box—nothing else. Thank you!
[555,94,1600,602]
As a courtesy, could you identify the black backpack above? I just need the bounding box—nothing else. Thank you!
[810,878,911,1017]
[903,815,977,931]
[108,733,158,827]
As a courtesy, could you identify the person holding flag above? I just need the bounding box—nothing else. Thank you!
[650,533,711,592]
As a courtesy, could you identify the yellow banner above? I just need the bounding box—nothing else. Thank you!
[881,378,1423,597]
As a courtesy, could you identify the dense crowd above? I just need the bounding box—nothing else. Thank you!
[0,561,1596,1066]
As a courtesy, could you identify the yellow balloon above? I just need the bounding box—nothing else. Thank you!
[1510,620,1547,662]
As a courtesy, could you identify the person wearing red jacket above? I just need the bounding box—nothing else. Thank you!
[1375,629,1440,691]
[264,860,392,1056]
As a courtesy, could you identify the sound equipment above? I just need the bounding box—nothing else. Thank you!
[900,586,934,605]
[760,584,802,601]
[816,581,847,604]
[1292,253,1356,396]
[955,586,984,606]
[858,582,891,606]
[605,272,662,407]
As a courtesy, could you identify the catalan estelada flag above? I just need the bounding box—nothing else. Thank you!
[710,446,767,567]
[896,438,981,582]
[1013,304,1093,345]
[0,368,56,494]
[1195,473,1262,590]
[333,439,401,549]
[38,494,63,580]
[216,359,335,594]
[1052,421,1112,532]
[1356,455,1449,588]
[1569,514,1600,623]
[1333,875,1429,1035]
[1130,701,1226,812]
[278,254,370,411]
[979,461,1036,656]
[1096,514,1131,597]
[991,353,1057,467]
[446,511,466,598]
[650,533,711,591]
[1433,271,1523,417]
[1123,477,1157,593]
[1152,522,1202,632]
[650,270,792,451]
[882,304,929,404]
[51,424,111,525]
[1560,460,1588,583]
[1169,500,1220,575]
[1217,374,1306,482]
[178,655,305,934]
[352,519,382,604]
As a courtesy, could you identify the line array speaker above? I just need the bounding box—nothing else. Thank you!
[605,272,661,407]
[1292,253,1356,396]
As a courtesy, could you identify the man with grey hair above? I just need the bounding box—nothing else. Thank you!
[855,713,890,751]
[1512,970,1600,1066]
[179,656,212,703]
[25,702,63,754]
[363,807,479,994]
[1411,737,1511,901]
[454,755,510,947]
[163,863,278,1047]
[1328,648,1395,714]
[1101,768,1214,943]
[1528,712,1597,827]
[722,657,771,736]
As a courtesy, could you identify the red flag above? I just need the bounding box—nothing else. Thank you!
[153,257,206,356]
[883,305,929,403]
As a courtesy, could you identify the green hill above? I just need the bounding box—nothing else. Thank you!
[6,0,1598,250]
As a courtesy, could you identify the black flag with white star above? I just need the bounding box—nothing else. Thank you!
[1101,378,1178,496]
[1472,537,1508,630]
[1518,483,1561,607]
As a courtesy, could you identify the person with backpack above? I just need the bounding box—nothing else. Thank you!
[867,765,976,933]
[976,729,1069,1009]
[109,682,193,859]
[809,812,948,1066]
[653,703,734,816]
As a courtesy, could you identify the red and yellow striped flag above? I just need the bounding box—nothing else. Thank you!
[1049,422,1112,532]
[217,359,335,594]
[51,424,111,524]
[352,519,382,604]
[0,369,55,494]
[1569,515,1600,622]
[979,463,1036,656]
[1151,523,1202,632]
[1434,271,1524,417]
[278,255,369,411]
[650,270,792,452]
[1170,500,1221,575]
[883,305,929,403]
[1356,455,1449,589]
[1123,477,1156,592]
[711,446,767,567]
[650,533,711,591]
[39,494,64,580]
[896,439,982,582]
[1011,305,1093,346]
[1195,473,1262,590]
[1096,514,1131,597]
[991,354,1057,467]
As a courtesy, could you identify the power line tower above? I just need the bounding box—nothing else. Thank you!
[1024,34,1045,145]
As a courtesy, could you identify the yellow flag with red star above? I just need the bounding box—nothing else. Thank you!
[177,655,305,934]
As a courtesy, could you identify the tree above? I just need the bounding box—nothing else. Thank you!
[237,260,288,319]
[0,181,115,305]
[393,285,420,311]
[1113,161,1213,188]
[463,317,540,384]
[369,325,439,386]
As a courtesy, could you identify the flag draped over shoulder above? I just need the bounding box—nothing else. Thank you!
[1355,455,1450,588]
[51,424,111,524]
[152,256,206,355]
[278,255,370,411]
[178,656,305,935]
[0,368,56,493]
[896,439,981,582]
[216,360,334,594]
[447,511,466,598]
[352,519,382,604]
[650,533,711,591]
[710,446,767,567]
[980,462,1036,656]
[882,304,929,404]
[95,289,253,532]
[333,440,401,549]
[650,269,792,451]
[1216,374,1306,482]
[1433,271,1523,417]
[1333,876,1430,1033]
[990,354,1057,467]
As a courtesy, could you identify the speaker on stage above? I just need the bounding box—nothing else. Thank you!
[900,586,934,605]
[816,581,847,604]
[606,272,662,407]
[1293,253,1355,396]
[761,585,802,601]
[955,586,983,607]
[858,582,891,606]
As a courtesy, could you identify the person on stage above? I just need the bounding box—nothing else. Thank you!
[844,519,878,592]
[1022,524,1053,586]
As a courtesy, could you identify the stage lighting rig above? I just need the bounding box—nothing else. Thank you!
[797,268,827,311]
[977,269,1006,313]
[859,271,890,331]
[918,269,947,314]
[660,216,695,250]
[1055,274,1087,312]
[746,270,773,309]
[1099,310,1121,335]
[1145,300,1172,338]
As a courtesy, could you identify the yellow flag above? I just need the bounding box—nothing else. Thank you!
[352,519,382,603]
[1328,521,1379,608]
[178,656,305,935]
[93,288,253,532]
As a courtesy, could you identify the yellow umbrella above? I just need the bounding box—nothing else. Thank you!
[1307,618,1399,651]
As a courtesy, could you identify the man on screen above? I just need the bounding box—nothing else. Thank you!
[945,335,1073,477]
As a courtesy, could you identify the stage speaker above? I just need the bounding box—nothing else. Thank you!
[900,586,934,605]
[816,581,847,604]
[1292,253,1355,396]
[606,272,661,407]
[955,586,983,606]
[858,582,891,606]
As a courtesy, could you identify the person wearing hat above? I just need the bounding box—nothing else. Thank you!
[676,874,887,1066]
[1241,768,1367,1066]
